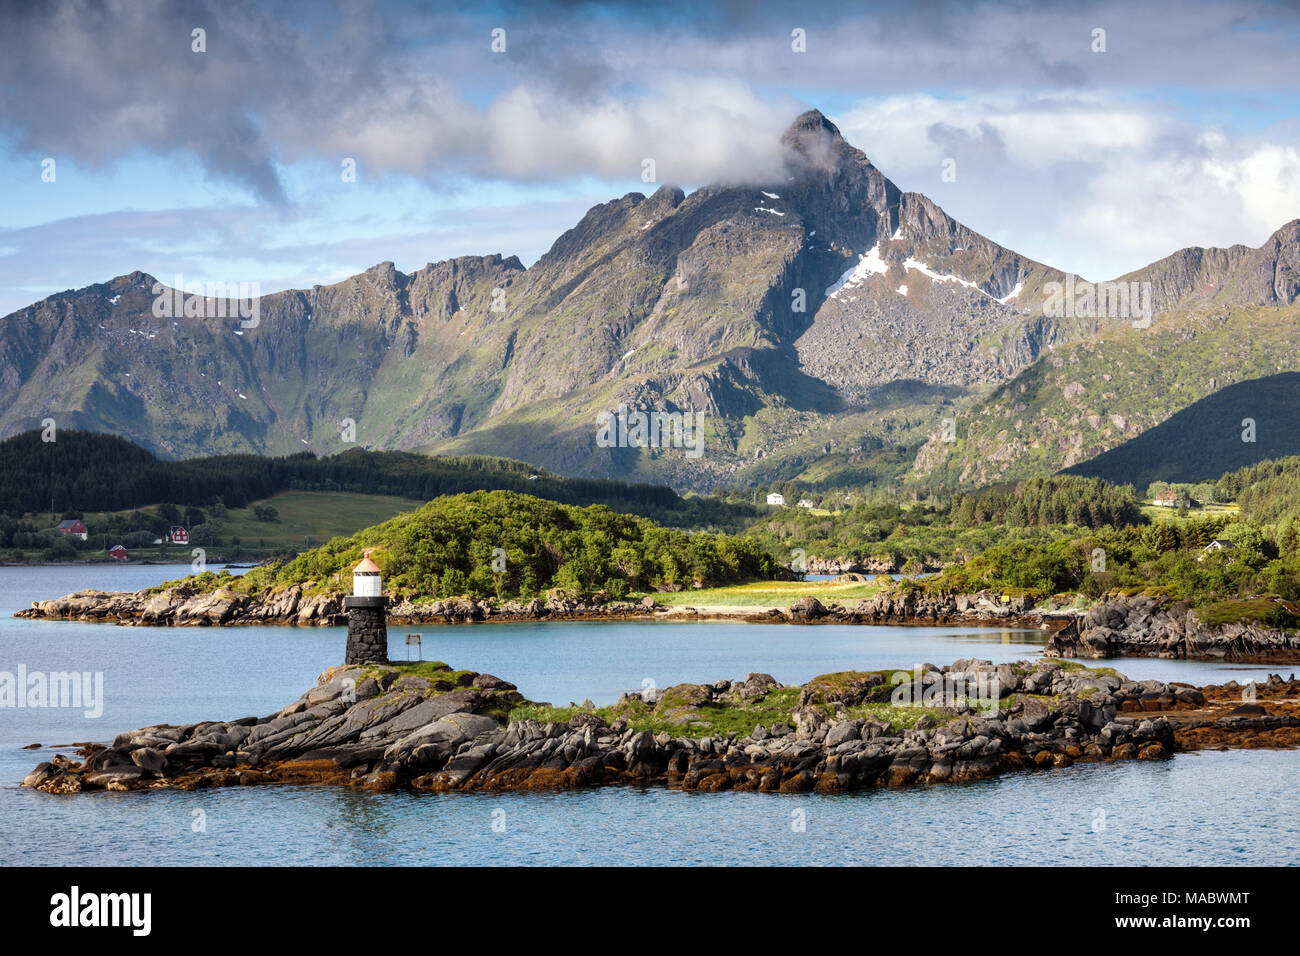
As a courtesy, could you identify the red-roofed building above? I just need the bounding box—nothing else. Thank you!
[56,519,88,541]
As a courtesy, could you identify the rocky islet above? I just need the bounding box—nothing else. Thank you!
[23,657,1300,797]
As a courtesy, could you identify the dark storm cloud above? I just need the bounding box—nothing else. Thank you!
[0,0,1296,202]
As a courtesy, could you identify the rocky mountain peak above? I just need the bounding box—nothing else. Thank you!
[784,108,842,140]
[780,108,854,175]
[363,260,401,286]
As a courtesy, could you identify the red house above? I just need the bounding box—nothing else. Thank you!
[167,526,190,544]
[108,544,128,561]
[56,519,88,541]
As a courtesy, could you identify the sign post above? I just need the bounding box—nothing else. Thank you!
[405,633,422,661]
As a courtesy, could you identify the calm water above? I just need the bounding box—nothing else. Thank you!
[1,564,1295,866]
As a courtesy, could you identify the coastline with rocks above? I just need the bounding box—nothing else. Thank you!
[24,657,1300,796]
[1044,594,1300,663]
[17,581,1300,663]
[10,578,1073,629]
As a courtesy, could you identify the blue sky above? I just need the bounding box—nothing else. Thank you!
[1,0,1297,315]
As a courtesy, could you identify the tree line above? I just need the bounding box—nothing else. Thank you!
[0,429,757,531]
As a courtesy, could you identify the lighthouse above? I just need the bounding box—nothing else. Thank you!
[343,549,388,664]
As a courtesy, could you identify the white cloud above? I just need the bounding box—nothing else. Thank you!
[834,94,1300,280]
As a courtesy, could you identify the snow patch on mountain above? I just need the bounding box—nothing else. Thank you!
[902,259,1022,304]
[826,244,890,298]
[997,282,1024,303]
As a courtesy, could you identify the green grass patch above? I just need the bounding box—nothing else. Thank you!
[1047,659,1123,678]
[1192,597,1300,629]
[510,687,806,738]
[841,702,961,730]
[352,660,482,694]
[650,579,883,607]
[215,491,426,550]
[509,676,984,736]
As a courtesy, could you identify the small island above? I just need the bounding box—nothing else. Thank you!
[25,656,1300,796]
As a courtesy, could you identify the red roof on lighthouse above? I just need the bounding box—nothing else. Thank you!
[353,549,381,573]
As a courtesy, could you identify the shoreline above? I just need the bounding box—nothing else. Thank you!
[12,583,1065,633]
[24,657,1300,797]
[17,583,1300,664]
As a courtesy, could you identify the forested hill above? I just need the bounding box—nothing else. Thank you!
[1216,456,1300,527]
[197,490,784,600]
[1061,372,1300,486]
[0,429,755,529]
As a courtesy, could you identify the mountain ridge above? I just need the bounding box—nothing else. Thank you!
[3,110,1297,492]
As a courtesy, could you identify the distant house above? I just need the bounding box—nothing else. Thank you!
[1153,488,1188,508]
[1198,539,1236,561]
[167,526,190,544]
[766,493,786,507]
[108,544,128,561]
[55,519,88,541]
[797,499,815,509]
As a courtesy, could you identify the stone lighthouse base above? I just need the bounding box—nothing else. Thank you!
[343,595,388,664]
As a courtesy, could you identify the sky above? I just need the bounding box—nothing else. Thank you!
[0,0,1297,316]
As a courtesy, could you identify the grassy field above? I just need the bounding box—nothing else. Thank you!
[43,490,426,558]
[212,491,425,549]
[649,578,885,607]
[1140,502,1240,523]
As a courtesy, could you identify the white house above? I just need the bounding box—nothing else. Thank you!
[1152,488,1188,508]
[797,499,815,509]
[766,493,786,507]
[1197,539,1236,562]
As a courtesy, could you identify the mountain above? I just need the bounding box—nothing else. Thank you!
[1058,372,1300,487]
[0,111,1094,490]
[909,218,1300,489]
[1116,219,1300,313]
[3,109,1297,493]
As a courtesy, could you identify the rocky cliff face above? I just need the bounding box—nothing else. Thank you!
[0,111,1084,490]
[1119,219,1300,312]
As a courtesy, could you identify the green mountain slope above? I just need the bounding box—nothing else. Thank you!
[1063,373,1300,486]
[910,302,1300,488]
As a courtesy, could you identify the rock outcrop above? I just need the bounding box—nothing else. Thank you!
[1044,595,1300,662]
[32,657,1300,797]
[16,585,663,627]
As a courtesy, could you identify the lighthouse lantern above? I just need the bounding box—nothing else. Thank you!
[352,549,382,597]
